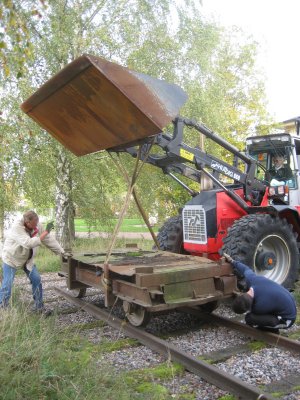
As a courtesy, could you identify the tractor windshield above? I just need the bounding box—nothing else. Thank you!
[247,137,296,189]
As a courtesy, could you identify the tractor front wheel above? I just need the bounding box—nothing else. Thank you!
[157,215,186,253]
[222,214,299,289]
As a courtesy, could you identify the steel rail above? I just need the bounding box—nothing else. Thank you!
[183,308,300,355]
[55,288,273,400]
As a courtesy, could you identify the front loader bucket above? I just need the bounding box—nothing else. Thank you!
[21,54,187,156]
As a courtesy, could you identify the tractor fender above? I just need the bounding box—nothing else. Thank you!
[250,205,300,239]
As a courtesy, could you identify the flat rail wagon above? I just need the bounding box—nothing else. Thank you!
[60,250,236,326]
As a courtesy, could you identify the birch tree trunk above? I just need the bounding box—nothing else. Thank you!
[55,147,74,250]
[0,165,4,247]
[0,131,5,247]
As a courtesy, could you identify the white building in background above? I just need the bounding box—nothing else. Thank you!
[281,116,300,135]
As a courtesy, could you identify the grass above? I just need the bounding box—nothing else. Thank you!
[74,218,159,233]
[124,362,185,399]
[0,298,184,400]
[97,338,140,353]
[0,306,142,400]
[293,281,300,307]
[124,362,184,383]
[247,340,266,352]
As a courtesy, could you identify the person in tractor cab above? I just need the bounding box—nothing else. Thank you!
[223,253,297,334]
[0,210,70,316]
[265,155,293,184]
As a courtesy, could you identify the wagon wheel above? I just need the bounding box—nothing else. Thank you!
[67,288,87,298]
[198,301,219,313]
[123,301,151,327]
[222,214,299,289]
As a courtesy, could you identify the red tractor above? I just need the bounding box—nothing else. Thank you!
[121,118,300,289]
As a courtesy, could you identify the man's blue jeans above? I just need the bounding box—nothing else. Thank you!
[0,263,43,309]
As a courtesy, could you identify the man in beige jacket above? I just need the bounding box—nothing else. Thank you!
[0,210,67,315]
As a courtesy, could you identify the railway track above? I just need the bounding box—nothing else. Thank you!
[53,286,300,400]
[15,273,300,400]
[183,307,300,355]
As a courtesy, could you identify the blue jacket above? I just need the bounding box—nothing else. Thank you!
[232,261,297,320]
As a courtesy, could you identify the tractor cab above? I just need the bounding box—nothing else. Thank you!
[246,133,300,206]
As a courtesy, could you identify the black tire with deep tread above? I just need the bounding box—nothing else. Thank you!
[222,214,299,289]
[157,215,187,254]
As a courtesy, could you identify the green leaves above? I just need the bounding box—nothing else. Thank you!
[0,1,47,79]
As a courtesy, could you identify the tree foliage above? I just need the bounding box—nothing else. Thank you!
[0,0,47,78]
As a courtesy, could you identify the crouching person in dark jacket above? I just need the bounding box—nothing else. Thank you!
[223,253,297,333]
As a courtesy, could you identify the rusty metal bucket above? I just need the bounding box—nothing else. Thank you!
[21,54,187,156]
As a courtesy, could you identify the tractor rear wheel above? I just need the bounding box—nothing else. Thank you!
[157,215,186,253]
[222,214,299,289]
